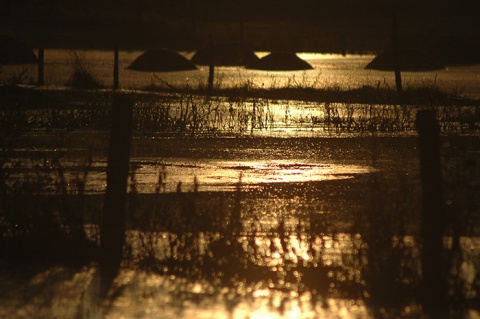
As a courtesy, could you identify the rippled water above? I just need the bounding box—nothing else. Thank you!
[2,50,480,318]
[3,134,480,318]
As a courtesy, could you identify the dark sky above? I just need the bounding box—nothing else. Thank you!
[1,0,479,62]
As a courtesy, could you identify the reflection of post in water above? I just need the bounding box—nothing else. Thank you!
[364,170,406,309]
[416,109,448,318]
[362,132,415,311]
[100,94,134,294]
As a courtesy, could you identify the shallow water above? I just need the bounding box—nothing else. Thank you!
[2,231,480,319]
[3,134,480,319]
[5,134,415,194]
[2,50,480,97]
[2,50,480,318]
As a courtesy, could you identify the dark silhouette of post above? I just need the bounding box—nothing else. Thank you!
[113,47,119,90]
[416,109,448,318]
[207,36,215,97]
[340,33,347,57]
[37,48,45,86]
[391,13,403,98]
[100,94,133,281]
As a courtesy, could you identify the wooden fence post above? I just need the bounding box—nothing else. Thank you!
[416,109,448,318]
[207,36,215,97]
[391,13,403,99]
[37,48,45,86]
[100,94,133,279]
[340,33,347,57]
[113,47,119,90]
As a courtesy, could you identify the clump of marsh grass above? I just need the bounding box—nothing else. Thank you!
[2,84,479,135]
[39,99,111,131]
[314,102,415,134]
[136,69,476,108]
[0,67,33,86]
[65,51,103,89]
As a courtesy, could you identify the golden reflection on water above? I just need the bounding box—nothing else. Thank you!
[5,156,373,194]
[127,159,373,193]
[102,233,480,319]
[118,230,373,316]
[4,141,480,318]
[2,208,480,318]
[103,269,371,319]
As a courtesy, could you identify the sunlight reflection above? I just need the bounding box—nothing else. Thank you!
[5,156,373,194]
[127,159,373,193]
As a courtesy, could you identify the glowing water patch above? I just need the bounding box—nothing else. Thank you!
[3,150,373,194]
[130,159,373,193]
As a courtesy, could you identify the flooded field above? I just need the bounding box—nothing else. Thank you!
[2,129,480,318]
[1,51,480,319]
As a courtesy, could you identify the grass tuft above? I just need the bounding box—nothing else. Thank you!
[65,52,103,90]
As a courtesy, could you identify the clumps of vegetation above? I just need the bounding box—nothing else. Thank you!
[138,70,478,108]
[0,67,33,86]
[1,87,480,135]
[65,51,103,89]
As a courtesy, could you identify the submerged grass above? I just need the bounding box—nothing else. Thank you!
[1,85,479,136]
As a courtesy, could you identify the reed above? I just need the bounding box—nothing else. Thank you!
[1,86,479,136]
[65,51,103,90]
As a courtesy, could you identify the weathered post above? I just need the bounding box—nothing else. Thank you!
[113,47,119,90]
[37,48,45,86]
[340,33,347,57]
[391,13,403,99]
[207,36,215,97]
[100,94,134,281]
[416,109,448,318]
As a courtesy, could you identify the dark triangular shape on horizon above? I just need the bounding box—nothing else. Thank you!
[128,49,197,72]
[365,48,445,72]
[246,51,313,71]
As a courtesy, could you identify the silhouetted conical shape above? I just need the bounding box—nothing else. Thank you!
[246,51,313,71]
[191,42,258,66]
[365,48,445,71]
[128,49,197,72]
[0,35,37,65]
